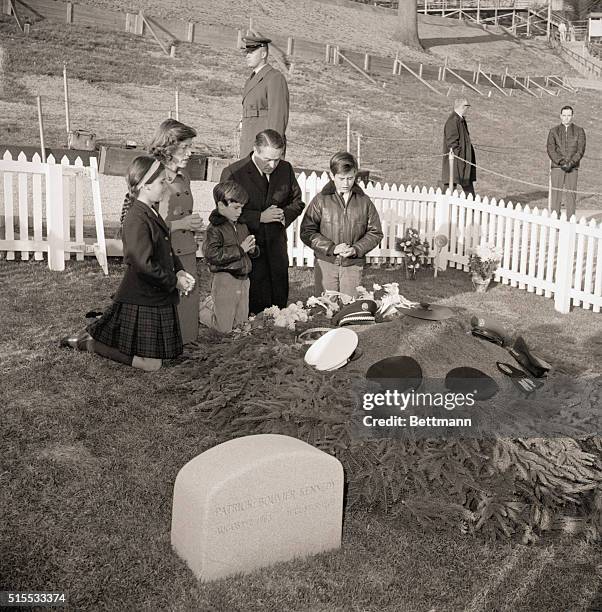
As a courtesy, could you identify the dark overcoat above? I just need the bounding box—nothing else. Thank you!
[239,65,289,157]
[441,112,476,186]
[220,155,305,313]
[546,123,586,169]
[113,200,183,306]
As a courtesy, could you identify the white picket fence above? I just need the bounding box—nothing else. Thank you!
[1,155,600,313]
[0,151,108,274]
[290,172,602,314]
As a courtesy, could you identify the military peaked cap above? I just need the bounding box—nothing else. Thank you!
[242,35,272,50]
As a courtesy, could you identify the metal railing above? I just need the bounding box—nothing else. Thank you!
[353,0,552,9]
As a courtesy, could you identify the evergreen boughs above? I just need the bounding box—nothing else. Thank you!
[177,329,602,542]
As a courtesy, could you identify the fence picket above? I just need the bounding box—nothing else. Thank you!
[554,216,576,313]
[3,170,15,260]
[46,159,65,271]
[519,205,530,291]
[89,157,108,275]
[502,203,513,285]
[425,200,435,246]
[535,210,548,296]
[448,199,458,268]
[18,171,29,261]
[419,197,429,245]
[593,232,602,314]
[526,214,537,293]
[511,204,522,288]
[32,172,44,261]
[581,228,595,310]
[63,172,72,261]
[483,201,492,245]
[75,174,84,261]
[466,202,477,256]
[457,199,467,268]
[545,217,557,299]
[573,217,587,308]
[73,156,85,261]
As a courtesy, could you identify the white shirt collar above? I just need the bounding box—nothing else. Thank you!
[253,63,268,76]
[252,154,269,181]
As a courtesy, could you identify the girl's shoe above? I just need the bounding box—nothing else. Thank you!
[59,331,92,351]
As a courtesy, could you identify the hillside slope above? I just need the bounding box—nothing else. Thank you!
[76,0,572,75]
[1,13,600,213]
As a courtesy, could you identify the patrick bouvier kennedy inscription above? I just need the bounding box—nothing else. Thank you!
[171,434,344,581]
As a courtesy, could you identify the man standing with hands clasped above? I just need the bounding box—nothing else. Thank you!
[547,105,586,219]
[220,129,304,314]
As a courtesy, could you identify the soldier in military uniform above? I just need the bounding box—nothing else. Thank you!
[239,35,289,158]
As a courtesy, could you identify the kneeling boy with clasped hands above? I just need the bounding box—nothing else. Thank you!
[199,181,260,333]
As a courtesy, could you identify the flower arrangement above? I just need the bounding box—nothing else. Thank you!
[306,293,343,319]
[263,302,310,330]
[262,284,423,330]
[395,228,430,278]
[358,283,420,318]
[468,244,503,280]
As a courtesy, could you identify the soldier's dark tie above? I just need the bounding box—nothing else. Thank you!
[261,172,268,191]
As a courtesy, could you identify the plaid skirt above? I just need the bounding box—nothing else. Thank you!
[88,301,183,360]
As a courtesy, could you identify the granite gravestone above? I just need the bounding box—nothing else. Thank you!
[171,434,344,582]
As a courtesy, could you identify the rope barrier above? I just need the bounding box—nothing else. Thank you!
[359,134,432,142]
[453,153,602,197]
[404,153,446,160]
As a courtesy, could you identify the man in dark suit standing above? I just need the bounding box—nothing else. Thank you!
[547,105,586,219]
[441,98,476,197]
[239,35,290,158]
[220,129,305,314]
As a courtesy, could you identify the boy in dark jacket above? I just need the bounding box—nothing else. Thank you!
[199,181,259,333]
[300,152,383,297]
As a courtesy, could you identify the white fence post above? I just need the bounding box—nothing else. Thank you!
[45,155,65,271]
[553,215,576,313]
[89,157,109,275]
[3,150,15,261]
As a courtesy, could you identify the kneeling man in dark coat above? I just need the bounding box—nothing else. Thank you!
[220,129,305,314]
[441,98,476,197]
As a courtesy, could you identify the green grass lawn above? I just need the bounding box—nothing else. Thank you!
[1,259,600,611]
